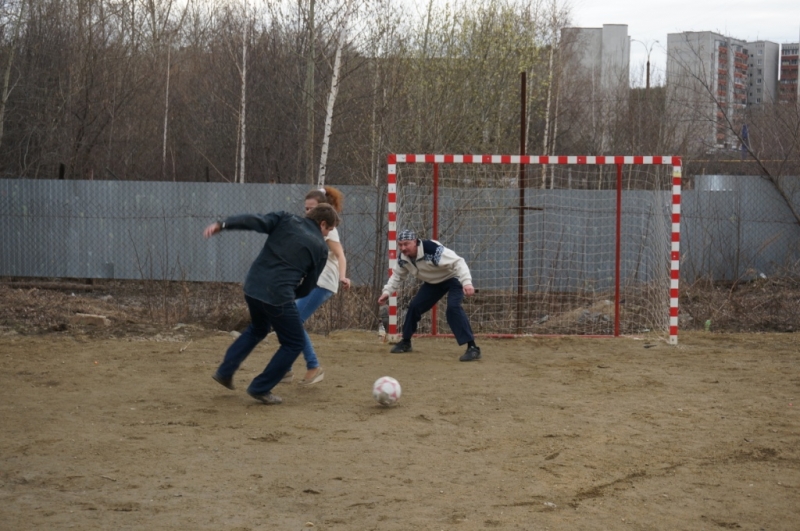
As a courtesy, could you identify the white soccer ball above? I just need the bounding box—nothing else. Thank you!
[372,376,401,407]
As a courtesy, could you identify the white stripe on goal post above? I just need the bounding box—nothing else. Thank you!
[385,154,682,344]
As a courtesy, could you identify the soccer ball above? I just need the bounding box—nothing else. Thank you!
[372,376,401,406]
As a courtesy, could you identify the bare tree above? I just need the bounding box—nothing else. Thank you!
[304,0,316,184]
[236,0,248,184]
[0,0,24,151]
[396,0,561,155]
[0,0,595,188]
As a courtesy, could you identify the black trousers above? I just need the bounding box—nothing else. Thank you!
[402,278,474,345]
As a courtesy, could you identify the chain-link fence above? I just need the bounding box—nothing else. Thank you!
[1,168,799,333]
[679,161,800,284]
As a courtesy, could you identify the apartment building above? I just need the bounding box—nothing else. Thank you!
[559,24,630,152]
[746,41,779,104]
[560,24,631,94]
[779,43,799,104]
[667,31,749,150]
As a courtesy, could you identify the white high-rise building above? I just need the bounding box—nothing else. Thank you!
[559,24,630,152]
[561,24,631,94]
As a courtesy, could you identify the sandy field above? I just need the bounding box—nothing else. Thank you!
[1,329,799,530]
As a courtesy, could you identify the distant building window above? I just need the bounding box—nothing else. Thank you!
[757,78,762,84]
[756,97,761,103]
[758,69,762,74]
[758,49,763,55]
[758,59,763,64]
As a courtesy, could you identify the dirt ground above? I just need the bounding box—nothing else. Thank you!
[2,315,799,530]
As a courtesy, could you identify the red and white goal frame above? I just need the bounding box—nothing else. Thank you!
[385,154,682,345]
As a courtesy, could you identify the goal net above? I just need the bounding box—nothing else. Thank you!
[386,155,682,345]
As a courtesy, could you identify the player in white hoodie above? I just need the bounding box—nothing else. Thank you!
[378,229,482,362]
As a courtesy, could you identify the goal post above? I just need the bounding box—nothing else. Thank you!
[385,154,682,345]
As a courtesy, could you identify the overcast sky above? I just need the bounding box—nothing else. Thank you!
[570,0,800,86]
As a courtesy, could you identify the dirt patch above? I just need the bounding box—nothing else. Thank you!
[1,277,799,529]
[1,328,798,529]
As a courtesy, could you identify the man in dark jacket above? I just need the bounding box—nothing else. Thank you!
[203,204,338,405]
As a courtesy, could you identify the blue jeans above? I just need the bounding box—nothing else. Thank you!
[216,294,306,395]
[295,287,334,369]
[402,278,475,345]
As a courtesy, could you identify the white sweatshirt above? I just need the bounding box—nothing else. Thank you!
[381,239,473,296]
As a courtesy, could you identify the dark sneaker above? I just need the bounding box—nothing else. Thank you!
[247,391,283,405]
[390,340,412,353]
[459,346,482,362]
[212,373,235,390]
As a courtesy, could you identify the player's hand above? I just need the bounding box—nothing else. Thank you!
[203,222,221,239]
[463,284,475,297]
[378,293,389,305]
[340,277,351,290]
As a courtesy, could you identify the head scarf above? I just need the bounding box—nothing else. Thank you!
[397,229,417,242]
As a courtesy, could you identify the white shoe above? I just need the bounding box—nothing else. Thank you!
[299,368,325,386]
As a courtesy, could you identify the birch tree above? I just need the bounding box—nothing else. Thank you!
[317,0,354,187]
[539,0,568,187]
[304,0,316,184]
[236,0,248,183]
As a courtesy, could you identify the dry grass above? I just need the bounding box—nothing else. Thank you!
[1,275,798,337]
[680,275,800,333]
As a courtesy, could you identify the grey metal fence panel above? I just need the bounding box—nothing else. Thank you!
[681,176,800,283]
[0,180,384,285]
[1,177,798,287]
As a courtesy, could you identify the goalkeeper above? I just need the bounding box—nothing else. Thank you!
[378,229,481,362]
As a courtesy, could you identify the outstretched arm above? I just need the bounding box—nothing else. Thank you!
[204,212,285,239]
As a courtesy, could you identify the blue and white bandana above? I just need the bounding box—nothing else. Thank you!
[397,229,417,242]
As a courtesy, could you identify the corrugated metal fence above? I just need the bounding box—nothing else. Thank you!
[1,176,798,288]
